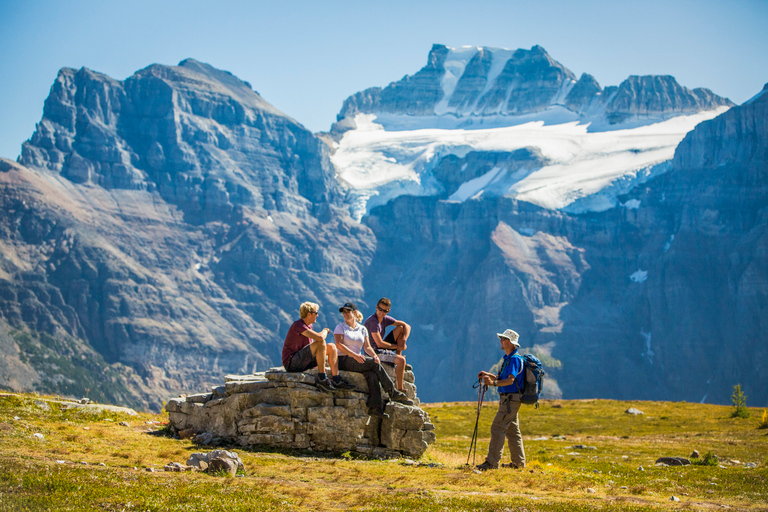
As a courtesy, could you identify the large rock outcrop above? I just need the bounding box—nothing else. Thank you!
[166,366,435,458]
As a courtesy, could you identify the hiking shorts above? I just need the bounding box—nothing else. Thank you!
[376,349,397,366]
[285,344,317,372]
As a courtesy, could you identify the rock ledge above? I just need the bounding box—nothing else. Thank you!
[166,366,435,458]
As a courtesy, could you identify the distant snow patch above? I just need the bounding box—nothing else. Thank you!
[622,199,641,209]
[630,270,648,283]
[663,234,675,252]
[641,329,654,365]
[448,166,505,201]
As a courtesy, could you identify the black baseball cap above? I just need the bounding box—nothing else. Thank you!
[339,302,358,312]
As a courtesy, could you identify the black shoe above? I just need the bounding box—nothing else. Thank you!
[368,407,390,420]
[331,378,356,391]
[476,461,496,471]
[391,392,414,406]
[315,376,336,393]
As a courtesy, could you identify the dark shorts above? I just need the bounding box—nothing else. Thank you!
[285,344,317,372]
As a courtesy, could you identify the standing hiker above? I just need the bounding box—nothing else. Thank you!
[475,328,526,470]
[364,297,410,392]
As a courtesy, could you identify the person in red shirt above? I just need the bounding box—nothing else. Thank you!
[281,301,354,392]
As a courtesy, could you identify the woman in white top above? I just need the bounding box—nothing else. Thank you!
[334,302,413,419]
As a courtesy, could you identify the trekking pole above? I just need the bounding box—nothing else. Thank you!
[466,378,487,467]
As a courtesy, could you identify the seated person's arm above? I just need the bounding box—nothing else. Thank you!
[370,330,397,350]
[302,327,330,343]
[362,336,380,363]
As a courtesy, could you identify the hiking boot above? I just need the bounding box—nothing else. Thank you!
[314,375,336,393]
[501,462,525,469]
[390,392,414,406]
[331,378,356,391]
[368,407,390,420]
[475,460,497,471]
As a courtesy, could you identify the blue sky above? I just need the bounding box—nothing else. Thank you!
[1,0,766,160]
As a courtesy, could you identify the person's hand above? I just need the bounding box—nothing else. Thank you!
[482,375,494,386]
[373,355,380,364]
[353,353,366,364]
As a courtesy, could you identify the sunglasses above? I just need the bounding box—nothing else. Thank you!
[377,306,390,313]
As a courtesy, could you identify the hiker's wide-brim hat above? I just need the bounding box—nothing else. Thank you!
[497,329,520,347]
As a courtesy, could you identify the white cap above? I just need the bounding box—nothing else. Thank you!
[497,329,520,347]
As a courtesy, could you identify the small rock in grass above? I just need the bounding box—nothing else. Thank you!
[146,467,155,472]
[690,450,700,458]
[670,496,680,502]
[119,421,129,427]
[625,408,643,415]
[79,398,90,404]
[706,490,714,494]
[620,486,628,489]
[207,457,237,477]
[638,466,644,471]
[728,459,740,465]
[98,463,106,467]
[56,460,66,464]
[80,461,88,465]
[656,456,690,466]
[32,433,44,439]
[13,416,20,421]
[587,488,596,493]
[744,462,757,468]
[472,469,482,474]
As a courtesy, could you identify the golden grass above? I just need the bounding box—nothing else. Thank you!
[0,393,766,511]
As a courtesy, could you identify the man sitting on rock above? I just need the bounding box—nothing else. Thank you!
[364,297,410,392]
[282,301,355,392]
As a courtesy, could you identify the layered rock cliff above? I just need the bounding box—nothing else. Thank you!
[360,82,767,405]
[1,60,373,411]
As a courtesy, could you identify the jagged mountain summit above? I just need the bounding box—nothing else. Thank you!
[336,44,732,125]
[330,44,734,217]
[1,59,373,410]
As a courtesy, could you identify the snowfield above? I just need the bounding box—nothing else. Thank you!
[331,106,730,218]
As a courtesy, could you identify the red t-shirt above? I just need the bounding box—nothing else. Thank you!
[281,319,312,367]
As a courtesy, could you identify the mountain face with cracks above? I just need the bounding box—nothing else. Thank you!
[1,51,765,409]
[2,59,373,411]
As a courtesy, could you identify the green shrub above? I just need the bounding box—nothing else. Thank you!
[693,451,719,466]
[730,384,750,418]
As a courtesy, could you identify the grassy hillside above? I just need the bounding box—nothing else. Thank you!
[1,393,766,511]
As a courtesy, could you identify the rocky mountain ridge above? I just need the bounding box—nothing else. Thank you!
[334,44,732,128]
[0,54,764,409]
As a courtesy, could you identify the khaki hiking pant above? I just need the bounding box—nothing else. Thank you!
[485,394,526,468]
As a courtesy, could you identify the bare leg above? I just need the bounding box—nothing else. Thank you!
[309,339,327,373]
[326,343,339,376]
[391,325,407,355]
[395,354,406,391]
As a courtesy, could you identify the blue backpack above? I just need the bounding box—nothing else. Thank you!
[509,354,545,407]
